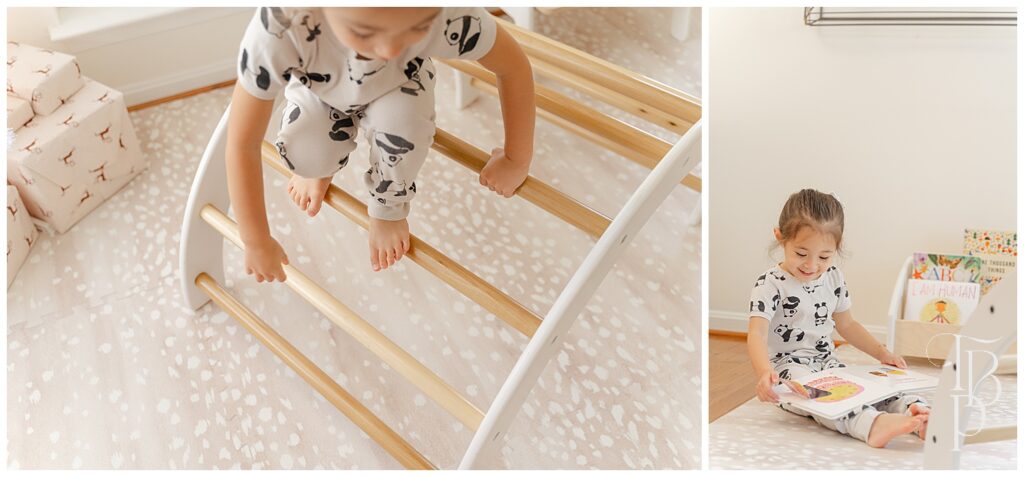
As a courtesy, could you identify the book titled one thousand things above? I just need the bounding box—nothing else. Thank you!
[963,229,1017,295]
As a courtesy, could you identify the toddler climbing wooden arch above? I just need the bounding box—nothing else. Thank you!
[180,15,702,469]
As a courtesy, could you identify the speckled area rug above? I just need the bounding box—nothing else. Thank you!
[709,345,1016,470]
[7,8,702,470]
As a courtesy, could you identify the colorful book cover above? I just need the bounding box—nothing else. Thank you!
[903,279,981,325]
[845,365,937,393]
[774,365,937,421]
[963,229,1017,295]
[911,252,983,284]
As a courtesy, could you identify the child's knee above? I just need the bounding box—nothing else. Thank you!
[370,129,433,169]
[275,93,359,178]
[273,138,354,179]
[274,103,358,178]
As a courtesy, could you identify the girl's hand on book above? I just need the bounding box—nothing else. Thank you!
[756,371,781,403]
[879,350,907,369]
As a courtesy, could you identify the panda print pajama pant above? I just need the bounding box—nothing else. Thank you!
[273,59,437,222]
[772,355,928,443]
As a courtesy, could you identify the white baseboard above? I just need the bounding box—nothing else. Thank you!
[119,59,236,107]
[709,310,753,333]
[709,309,889,342]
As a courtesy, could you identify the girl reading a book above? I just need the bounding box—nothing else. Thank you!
[746,189,931,448]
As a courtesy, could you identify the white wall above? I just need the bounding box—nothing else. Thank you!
[7,7,252,106]
[708,8,1016,336]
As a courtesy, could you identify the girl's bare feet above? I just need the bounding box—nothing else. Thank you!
[288,175,333,217]
[369,217,411,271]
[866,413,928,448]
[909,403,931,439]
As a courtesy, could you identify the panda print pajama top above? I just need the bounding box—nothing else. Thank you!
[749,265,926,442]
[237,7,497,220]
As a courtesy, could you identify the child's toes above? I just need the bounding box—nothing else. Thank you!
[307,198,322,217]
[370,249,381,271]
[913,415,929,434]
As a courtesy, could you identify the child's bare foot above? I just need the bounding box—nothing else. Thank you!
[867,413,928,448]
[368,217,411,271]
[909,403,931,439]
[287,175,333,217]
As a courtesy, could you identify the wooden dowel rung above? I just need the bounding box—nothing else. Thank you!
[259,142,543,338]
[681,172,702,193]
[444,60,670,165]
[527,55,695,136]
[497,16,701,125]
[199,205,485,431]
[430,129,611,240]
[194,272,436,470]
[458,70,701,193]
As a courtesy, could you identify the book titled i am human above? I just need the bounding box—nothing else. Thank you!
[903,279,981,325]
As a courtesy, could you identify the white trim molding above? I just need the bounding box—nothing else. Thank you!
[50,7,245,53]
[709,309,889,342]
[119,59,236,107]
[24,7,254,107]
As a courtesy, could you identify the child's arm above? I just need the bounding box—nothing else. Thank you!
[833,309,907,368]
[225,83,289,282]
[747,318,781,403]
[475,23,535,198]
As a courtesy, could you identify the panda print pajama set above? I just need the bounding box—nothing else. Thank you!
[237,7,497,220]
[748,265,926,442]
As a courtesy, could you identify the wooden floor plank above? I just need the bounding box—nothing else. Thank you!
[708,334,758,422]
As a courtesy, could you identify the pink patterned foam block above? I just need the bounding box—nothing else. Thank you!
[7,41,86,116]
[7,185,40,288]
[7,95,34,130]
[7,78,147,234]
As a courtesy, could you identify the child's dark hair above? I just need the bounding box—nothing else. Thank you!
[777,189,845,251]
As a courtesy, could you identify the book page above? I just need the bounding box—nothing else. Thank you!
[839,365,938,393]
[776,371,894,420]
[774,365,936,420]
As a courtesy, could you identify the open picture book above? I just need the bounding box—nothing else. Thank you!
[773,365,938,420]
